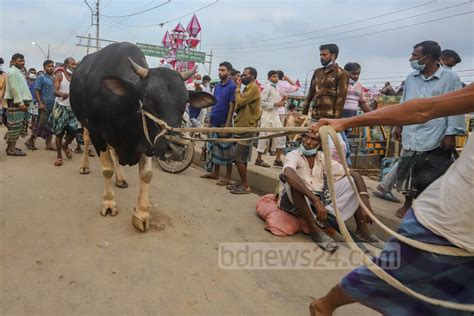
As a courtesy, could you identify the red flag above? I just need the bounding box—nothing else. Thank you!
[295,79,301,88]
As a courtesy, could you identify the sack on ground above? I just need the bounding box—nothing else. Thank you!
[256,194,301,236]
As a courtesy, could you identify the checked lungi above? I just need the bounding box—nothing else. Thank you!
[32,108,53,139]
[5,100,29,143]
[47,101,79,136]
[210,132,234,165]
[340,208,474,315]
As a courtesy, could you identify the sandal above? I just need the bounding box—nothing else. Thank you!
[255,159,271,168]
[6,149,27,156]
[373,191,400,203]
[216,179,233,186]
[273,160,284,167]
[230,185,251,194]
[310,233,339,253]
[54,158,63,166]
[25,141,38,150]
[353,232,385,249]
[226,183,239,190]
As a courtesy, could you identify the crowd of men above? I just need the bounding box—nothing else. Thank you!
[0,54,93,167]
[0,40,466,247]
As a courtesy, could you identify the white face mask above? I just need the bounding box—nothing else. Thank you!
[194,80,202,85]
[66,68,73,75]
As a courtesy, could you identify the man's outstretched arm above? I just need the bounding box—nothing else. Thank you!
[310,84,474,134]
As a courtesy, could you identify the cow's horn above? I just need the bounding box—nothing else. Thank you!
[180,66,197,81]
[128,57,149,79]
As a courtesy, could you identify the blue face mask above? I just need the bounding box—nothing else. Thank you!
[410,55,427,71]
[299,144,319,156]
[441,63,452,70]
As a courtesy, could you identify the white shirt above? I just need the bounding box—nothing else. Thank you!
[260,83,283,128]
[281,150,345,194]
[55,72,71,107]
[413,135,474,251]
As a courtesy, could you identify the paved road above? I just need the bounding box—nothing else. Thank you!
[0,131,377,315]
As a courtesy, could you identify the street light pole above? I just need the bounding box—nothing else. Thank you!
[32,42,47,59]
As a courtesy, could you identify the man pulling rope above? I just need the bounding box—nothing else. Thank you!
[308,84,474,315]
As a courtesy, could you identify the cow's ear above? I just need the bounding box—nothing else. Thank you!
[188,91,216,108]
[100,76,134,96]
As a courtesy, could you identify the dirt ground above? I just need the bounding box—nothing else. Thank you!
[0,131,377,315]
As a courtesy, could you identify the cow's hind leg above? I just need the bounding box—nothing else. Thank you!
[99,147,118,216]
[132,154,152,232]
[109,148,128,188]
[79,127,92,175]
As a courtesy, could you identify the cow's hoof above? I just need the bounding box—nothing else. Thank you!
[132,211,150,232]
[115,180,129,189]
[79,167,90,175]
[100,205,118,216]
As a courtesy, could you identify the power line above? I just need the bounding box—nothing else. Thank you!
[208,1,437,46]
[212,10,474,54]
[109,0,219,28]
[101,0,113,10]
[212,1,472,51]
[101,0,171,18]
[101,0,157,34]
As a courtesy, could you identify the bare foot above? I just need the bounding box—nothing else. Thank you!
[309,298,332,316]
[395,205,409,218]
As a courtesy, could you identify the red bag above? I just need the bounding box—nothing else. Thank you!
[256,194,301,237]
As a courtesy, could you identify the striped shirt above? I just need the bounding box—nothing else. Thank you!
[343,81,365,111]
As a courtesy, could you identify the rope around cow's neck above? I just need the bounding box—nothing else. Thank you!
[318,125,474,312]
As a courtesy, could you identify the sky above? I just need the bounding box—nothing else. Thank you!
[1,0,473,88]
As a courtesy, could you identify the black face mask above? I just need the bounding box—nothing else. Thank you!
[241,77,252,85]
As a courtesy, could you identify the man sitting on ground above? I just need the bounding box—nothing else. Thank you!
[278,132,377,252]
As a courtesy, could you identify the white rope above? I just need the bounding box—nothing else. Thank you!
[140,108,309,145]
[319,125,474,312]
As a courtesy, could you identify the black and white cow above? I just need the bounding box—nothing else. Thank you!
[70,42,215,231]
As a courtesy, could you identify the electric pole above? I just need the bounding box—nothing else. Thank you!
[207,50,213,76]
[83,0,100,51]
[95,0,100,51]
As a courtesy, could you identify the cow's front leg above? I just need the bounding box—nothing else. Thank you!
[132,154,152,232]
[110,148,128,188]
[79,128,91,175]
[99,148,118,216]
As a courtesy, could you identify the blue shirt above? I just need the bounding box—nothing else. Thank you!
[401,66,464,152]
[35,74,55,109]
[187,104,202,119]
[27,80,36,102]
[210,79,236,126]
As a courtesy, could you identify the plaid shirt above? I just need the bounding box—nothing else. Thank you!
[304,63,349,119]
